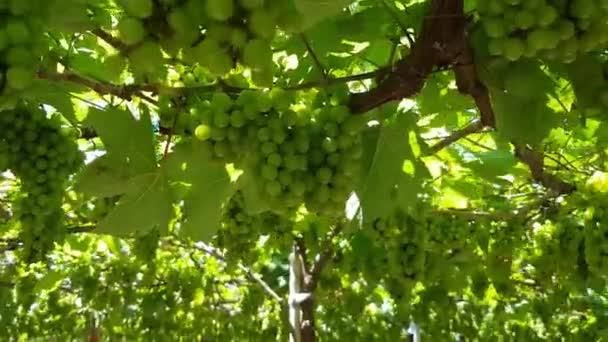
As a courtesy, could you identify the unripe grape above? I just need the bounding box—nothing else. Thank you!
[119,0,154,18]
[206,0,234,21]
[118,17,146,45]
[265,180,282,196]
[249,9,276,40]
[267,153,282,167]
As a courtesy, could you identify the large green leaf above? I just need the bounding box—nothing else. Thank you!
[86,107,157,174]
[294,0,354,29]
[493,92,558,147]
[95,170,173,236]
[357,112,426,221]
[33,271,65,293]
[165,141,233,241]
[74,154,134,197]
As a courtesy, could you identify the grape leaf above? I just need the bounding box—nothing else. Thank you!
[358,113,426,222]
[294,0,354,29]
[74,154,133,197]
[493,93,558,147]
[86,107,156,174]
[165,141,233,241]
[465,149,517,180]
[33,271,64,293]
[95,170,172,236]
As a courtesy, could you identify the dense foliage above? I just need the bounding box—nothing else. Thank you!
[1,0,608,340]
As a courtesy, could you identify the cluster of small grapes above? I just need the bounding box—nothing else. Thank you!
[0,103,83,262]
[131,228,161,271]
[114,0,302,84]
[365,211,429,289]
[0,1,47,95]
[215,191,292,263]
[530,191,608,290]
[182,88,366,216]
[478,0,608,63]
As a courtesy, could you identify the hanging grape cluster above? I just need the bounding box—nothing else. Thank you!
[362,211,430,296]
[0,103,83,262]
[478,0,608,63]
[0,1,47,96]
[531,191,608,291]
[215,191,292,263]
[113,0,304,84]
[186,88,366,217]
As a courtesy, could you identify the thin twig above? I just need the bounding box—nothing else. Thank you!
[283,70,381,90]
[300,34,327,81]
[194,241,284,304]
[427,120,485,154]
[90,28,131,54]
[306,223,344,291]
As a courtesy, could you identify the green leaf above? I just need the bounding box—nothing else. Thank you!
[74,154,134,197]
[466,149,517,180]
[294,0,354,29]
[23,79,84,124]
[95,170,173,236]
[358,113,426,221]
[86,107,156,174]
[165,141,233,241]
[34,271,64,293]
[493,93,558,147]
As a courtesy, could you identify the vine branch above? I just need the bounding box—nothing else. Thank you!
[427,120,485,154]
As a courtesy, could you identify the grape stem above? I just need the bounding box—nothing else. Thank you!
[90,28,134,55]
[427,119,485,154]
[300,34,328,81]
[36,69,157,105]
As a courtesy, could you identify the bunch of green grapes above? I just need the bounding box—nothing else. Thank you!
[529,190,608,291]
[215,191,292,264]
[477,0,608,63]
[192,90,272,162]
[132,227,161,271]
[189,88,367,217]
[0,103,84,262]
[0,1,48,96]
[580,195,608,286]
[363,210,430,291]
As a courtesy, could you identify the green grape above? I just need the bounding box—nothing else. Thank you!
[261,164,278,180]
[211,92,233,112]
[119,0,154,19]
[242,39,273,70]
[230,110,246,127]
[267,153,282,167]
[213,111,231,128]
[239,0,264,10]
[513,10,535,30]
[5,66,33,90]
[118,16,146,45]
[230,28,248,48]
[167,7,199,44]
[194,124,212,141]
[226,127,240,142]
[278,170,293,186]
[265,180,282,196]
[321,137,338,153]
[483,17,507,38]
[257,127,272,141]
[128,40,164,76]
[248,9,276,40]
[194,39,233,76]
[261,141,277,155]
[206,0,234,21]
[502,37,526,61]
[5,19,29,44]
[316,167,332,184]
